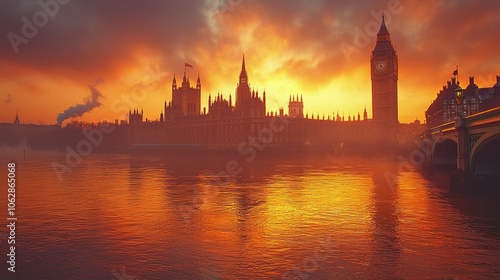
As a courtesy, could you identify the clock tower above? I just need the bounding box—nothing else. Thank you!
[371,15,398,143]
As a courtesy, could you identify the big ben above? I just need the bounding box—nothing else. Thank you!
[371,16,398,143]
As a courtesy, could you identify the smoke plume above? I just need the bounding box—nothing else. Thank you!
[56,82,104,126]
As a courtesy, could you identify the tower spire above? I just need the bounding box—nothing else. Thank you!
[377,15,390,42]
[172,73,177,90]
[239,54,248,85]
[241,54,246,75]
[196,73,201,90]
[13,113,20,125]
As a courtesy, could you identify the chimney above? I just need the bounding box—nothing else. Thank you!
[469,76,474,86]
[451,77,456,85]
[447,81,451,87]
[494,75,500,88]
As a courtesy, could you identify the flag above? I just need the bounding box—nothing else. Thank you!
[185,63,193,68]
[453,67,458,76]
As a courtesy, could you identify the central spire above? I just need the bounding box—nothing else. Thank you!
[239,54,248,85]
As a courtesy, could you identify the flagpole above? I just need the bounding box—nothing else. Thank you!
[456,65,459,84]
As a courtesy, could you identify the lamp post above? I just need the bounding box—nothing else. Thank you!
[454,84,464,118]
[454,82,469,178]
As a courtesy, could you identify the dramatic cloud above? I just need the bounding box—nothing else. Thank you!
[1,0,499,124]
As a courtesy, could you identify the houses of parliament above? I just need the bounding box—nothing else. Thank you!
[129,17,399,150]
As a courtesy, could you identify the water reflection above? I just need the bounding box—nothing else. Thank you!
[370,162,401,279]
[4,153,500,279]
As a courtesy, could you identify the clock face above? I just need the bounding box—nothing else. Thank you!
[375,61,387,72]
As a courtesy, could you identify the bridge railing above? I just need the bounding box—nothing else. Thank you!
[429,121,455,137]
[429,106,500,136]
[465,106,500,128]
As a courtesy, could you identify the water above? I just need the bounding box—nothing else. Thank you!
[1,152,499,279]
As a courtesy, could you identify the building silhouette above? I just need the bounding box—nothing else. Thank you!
[235,56,266,118]
[371,15,398,144]
[165,71,202,119]
[288,95,304,118]
[426,75,500,128]
[13,113,20,124]
[129,17,399,150]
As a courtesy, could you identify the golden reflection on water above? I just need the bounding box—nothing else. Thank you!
[4,153,500,279]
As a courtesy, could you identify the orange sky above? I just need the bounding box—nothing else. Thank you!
[1,0,500,125]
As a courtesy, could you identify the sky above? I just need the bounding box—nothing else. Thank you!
[1,0,499,125]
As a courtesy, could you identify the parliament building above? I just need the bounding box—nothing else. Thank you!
[129,17,399,151]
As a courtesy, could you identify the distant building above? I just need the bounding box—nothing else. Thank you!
[399,119,426,144]
[425,75,500,128]
[13,113,20,124]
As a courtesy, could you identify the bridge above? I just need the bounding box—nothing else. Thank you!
[428,107,500,181]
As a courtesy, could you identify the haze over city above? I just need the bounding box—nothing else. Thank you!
[1,0,499,125]
[1,1,500,279]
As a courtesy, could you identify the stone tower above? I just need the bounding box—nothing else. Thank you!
[371,15,399,143]
[288,95,304,118]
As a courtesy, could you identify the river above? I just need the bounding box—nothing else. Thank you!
[0,151,499,279]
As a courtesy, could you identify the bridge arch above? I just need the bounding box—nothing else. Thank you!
[432,137,458,167]
[471,132,500,176]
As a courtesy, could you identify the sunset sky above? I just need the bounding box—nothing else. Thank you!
[1,0,499,125]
